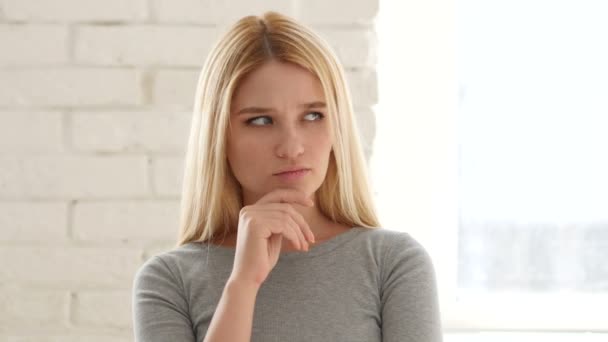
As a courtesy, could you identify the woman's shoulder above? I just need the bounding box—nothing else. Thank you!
[358,227,434,269]
[133,242,211,281]
[359,226,426,251]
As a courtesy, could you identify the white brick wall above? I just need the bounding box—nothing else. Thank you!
[2,0,148,22]
[0,69,141,107]
[74,26,218,66]
[0,25,70,66]
[0,0,378,339]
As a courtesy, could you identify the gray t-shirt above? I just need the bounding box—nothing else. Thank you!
[132,227,443,342]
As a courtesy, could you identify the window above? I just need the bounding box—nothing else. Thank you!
[373,0,608,336]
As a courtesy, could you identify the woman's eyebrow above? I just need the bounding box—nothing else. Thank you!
[236,101,326,115]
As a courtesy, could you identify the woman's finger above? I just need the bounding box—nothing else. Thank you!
[257,204,314,245]
[268,217,301,250]
[282,204,315,243]
[285,213,308,250]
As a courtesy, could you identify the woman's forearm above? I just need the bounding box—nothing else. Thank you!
[203,278,260,342]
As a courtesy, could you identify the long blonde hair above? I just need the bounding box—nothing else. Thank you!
[177,11,380,246]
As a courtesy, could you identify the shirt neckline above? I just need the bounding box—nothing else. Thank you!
[197,226,368,261]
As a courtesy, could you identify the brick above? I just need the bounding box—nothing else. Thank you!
[346,69,378,107]
[0,201,67,241]
[75,26,216,67]
[152,69,200,109]
[1,0,146,22]
[0,156,148,199]
[71,111,190,153]
[0,288,69,329]
[353,107,377,151]
[0,111,64,153]
[151,0,296,24]
[218,0,297,26]
[0,68,139,107]
[73,200,180,241]
[298,0,378,26]
[152,156,184,196]
[362,146,372,165]
[317,28,376,68]
[150,0,222,24]
[71,291,131,328]
[0,246,142,289]
[0,25,69,66]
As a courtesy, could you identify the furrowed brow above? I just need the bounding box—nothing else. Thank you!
[236,101,326,115]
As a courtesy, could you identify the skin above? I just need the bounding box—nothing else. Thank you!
[223,59,351,252]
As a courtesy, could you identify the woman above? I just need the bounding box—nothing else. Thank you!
[132,11,442,342]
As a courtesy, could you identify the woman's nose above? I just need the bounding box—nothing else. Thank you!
[275,126,304,159]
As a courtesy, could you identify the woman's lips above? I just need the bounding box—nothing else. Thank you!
[274,169,310,181]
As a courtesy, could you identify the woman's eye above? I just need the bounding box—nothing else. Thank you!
[304,111,325,121]
[245,112,324,126]
[245,116,272,126]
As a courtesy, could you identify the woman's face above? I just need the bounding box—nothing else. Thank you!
[227,60,333,204]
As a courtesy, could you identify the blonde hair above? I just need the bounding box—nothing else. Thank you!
[176,11,380,246]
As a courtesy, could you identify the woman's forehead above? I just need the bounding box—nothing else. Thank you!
[231,64,326,113]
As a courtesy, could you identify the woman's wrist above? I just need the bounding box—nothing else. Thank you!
[226,276,261,295]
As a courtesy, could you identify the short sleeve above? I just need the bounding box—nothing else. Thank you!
[380,233,443,342]
[132,256,196,342]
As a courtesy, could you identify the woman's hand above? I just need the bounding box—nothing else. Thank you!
[228,188,316,289]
